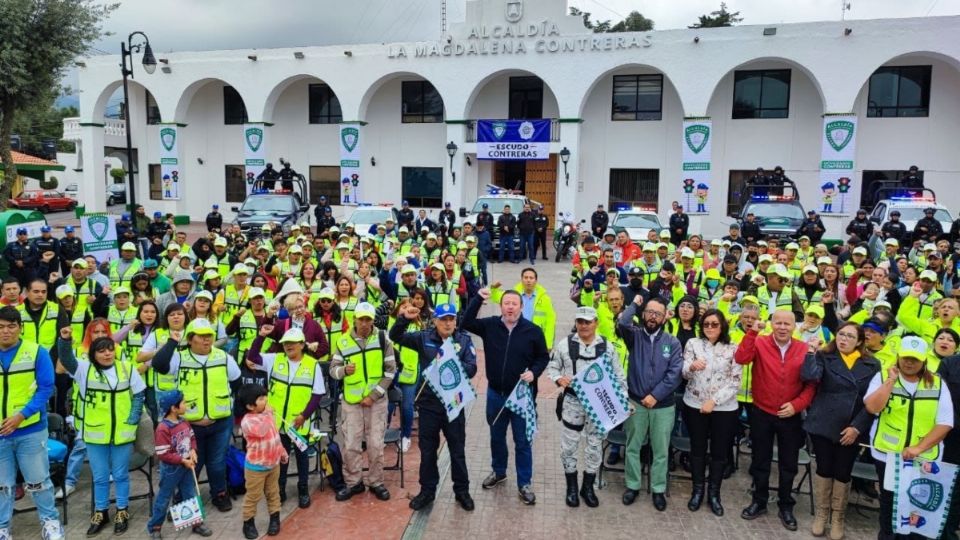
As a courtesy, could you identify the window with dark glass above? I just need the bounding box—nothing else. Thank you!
[612,75,663,121]
[509,76,544,119]
[867,66,931,118]
[401,81,443,123]
[732,69,791,119]
[608,169,659,210]
[225,165,246,202]
[401,167,443,208]
[145,92,161,125]
[223,86,248,125]
[308,84,343,124]
[148,164,162,200]
[309,166,341,205]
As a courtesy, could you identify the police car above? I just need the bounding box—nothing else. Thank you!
[730,179,806,240]
[868,190,953,235]
[609,204,663,244]
[344,203,399,235]
[231,177,311,238]
[461,185,541,250]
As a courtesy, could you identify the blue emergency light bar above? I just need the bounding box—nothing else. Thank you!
[751,195,795,201]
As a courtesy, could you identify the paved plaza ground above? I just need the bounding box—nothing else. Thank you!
[11,215,883,539]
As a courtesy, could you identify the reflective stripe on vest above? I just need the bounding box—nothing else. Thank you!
[0,341,42,429]
[82,360,136,445]
[873,372,942,460]
[178,348,232,421]
[267,353,318,436]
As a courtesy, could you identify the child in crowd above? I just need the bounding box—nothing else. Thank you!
[239,383,288,539]
[147,390,213,539]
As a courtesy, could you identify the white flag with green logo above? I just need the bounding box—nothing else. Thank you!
[339,123,362,205]
[421,339,476,421]
[244,124,267,196]
[158,124,180,200]
[569,354,631,436]
[818,114,857,214]
[893,455,958,538]
[681,119,712,214]
[504,380,538,442]
[80,213,118,262]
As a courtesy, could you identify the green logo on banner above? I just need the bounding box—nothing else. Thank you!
[87,215,109,241]
[245,127,263,152]
[160,128,176,152]
[825,120,854,152]
[907,477,944,512]
[685,124,710,154]
[341,127,359,153]
[438,359,462,391]
[583,363,604,385]
[492,121,507,140]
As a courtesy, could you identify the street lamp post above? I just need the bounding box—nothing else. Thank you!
[559,147,571,186]
[120,31,156,210]
[446,141,459,186]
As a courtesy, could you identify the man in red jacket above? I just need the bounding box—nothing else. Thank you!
[734,309,817,531]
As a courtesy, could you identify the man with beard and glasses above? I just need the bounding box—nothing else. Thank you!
[618,296,682,512]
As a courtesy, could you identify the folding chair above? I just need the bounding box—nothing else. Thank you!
[850,460,881,515]
[770,438,815,515]
[383,386,405,488]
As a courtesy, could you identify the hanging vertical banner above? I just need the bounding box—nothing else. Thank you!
[339,123,362,205]
[681,119,712,214]
[244,124,267,196]
[818,114,857,214]
[80,213,118,262]
[158,124,181,200]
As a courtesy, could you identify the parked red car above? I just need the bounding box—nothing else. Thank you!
[11,190,77,213]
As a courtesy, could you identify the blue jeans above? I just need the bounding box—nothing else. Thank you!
[498,234,517,263]
[146,462,197,532]
[65,437,86,487]
[0,429,60,528]
[192,418,232,497]
[519,233,535,263]
[87,442,133,510]
[485,387,532,488]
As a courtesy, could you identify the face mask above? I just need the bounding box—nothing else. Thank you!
[706,279,719,288]
[630,278,643,287]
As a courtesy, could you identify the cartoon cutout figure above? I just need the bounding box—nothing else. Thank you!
[695,183,709,213]
[821,182,836,213]
[901,512,927,529]
[341,177,352,204]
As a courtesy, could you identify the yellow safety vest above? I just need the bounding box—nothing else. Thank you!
[152,329,179,392]
[391,317,421,385]
[69,276,97,316]
[731,324,754,403]
[267,353,318,436]
[107,305,135,336]
[0,341,42,429]
[427,282,457,310]
[236,310,273,364]
[82,359,137,445]
[337,331,385,404]
[17,302,59,351]
[178,348,232,422]
[873,372,943,460]
[108,258,143,288]
[756,285,795,320]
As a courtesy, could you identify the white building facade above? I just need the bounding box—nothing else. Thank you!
[68,0,960,238]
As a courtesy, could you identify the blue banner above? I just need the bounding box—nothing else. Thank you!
[476,119,551,160]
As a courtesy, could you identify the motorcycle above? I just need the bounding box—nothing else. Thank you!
[553,217,585,262]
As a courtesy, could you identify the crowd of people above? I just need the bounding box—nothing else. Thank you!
[1,196,959,540]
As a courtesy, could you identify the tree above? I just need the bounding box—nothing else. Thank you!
[11,88,78,156]
[570,7,654,33]
[0,0,115,210]
[689,2,743,28]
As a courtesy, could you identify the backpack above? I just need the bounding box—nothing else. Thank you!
[555,336,608,431]
[225,445,247,495]
[321,440,346,491]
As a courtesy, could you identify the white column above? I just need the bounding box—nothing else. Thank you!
[78,124,109,212]
[445,123,467,211]
[557,121,582,219]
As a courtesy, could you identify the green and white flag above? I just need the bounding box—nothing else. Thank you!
[421,338,476,421]
[504,380,538,442]
[818,114,857,214]
[681,119,712,214]
[569,354,631,436]
[339,123,362,205]
[80,213,118,262]
[892,455,958,538]
[244,124,268,196]
[158,124,181,200]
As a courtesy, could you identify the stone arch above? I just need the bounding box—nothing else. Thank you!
[261,74,345,124]
[846,50,960,113]
[173,77,252,123]
[704,56,827,116]
[357,71,449,122]
[462,68,560,119]
[576,62,685,119]
[88,79,162,122]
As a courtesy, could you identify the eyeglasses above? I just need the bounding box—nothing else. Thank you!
[643,310,665,320]
[702,321,721,329]
[836,332,858,340]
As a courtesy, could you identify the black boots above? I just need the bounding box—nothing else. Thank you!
[708,458,726,516]
[297,485,311,508]
[564,472,580,507]
[242,518,258,540]
[267,512,281,536]
[688,456,706,511]
[580,472,599,508]
[87,509,109,537]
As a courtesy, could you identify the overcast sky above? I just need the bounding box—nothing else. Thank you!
[88,0,958,54]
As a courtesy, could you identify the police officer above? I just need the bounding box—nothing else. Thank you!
[740,213,762,244]
[438,202,456,231]
[205,204,223,232]
[669,205,690,245]
[32,225,60,278]
[313,195,333,235]
[257,162,280,189]
[914,207,943,243]
[903,165,923,189]
[533,205,549,261]
[58,225,83,275]
[398,200,415,230]
[330,303,396,502]
[547,306,624,509]
[590,204,609,238]
[391,302,477,512]
[798,211,826,244]
[3,227,37,287]
[278,160,298,191]
[845,209,872,242]
[880,210,908,248]
[475,202,495,233]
